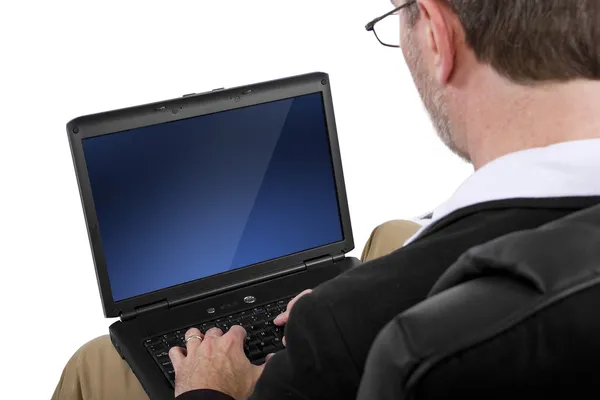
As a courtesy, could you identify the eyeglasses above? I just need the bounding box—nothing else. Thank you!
[365,1,416,48]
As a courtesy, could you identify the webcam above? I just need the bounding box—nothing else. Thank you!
[72,127,79,134]
[321,79,328,85]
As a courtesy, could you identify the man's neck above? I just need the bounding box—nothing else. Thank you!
[463,76,600,170]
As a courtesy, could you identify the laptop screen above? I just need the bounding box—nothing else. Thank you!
[82,92,343,302]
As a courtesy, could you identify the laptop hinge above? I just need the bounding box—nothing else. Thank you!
[305,253,345,268]
[332,253,345,262]
[120,299,169,322]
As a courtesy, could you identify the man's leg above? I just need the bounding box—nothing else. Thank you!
[361,219,421,262]
[52,335,149,400]
[53,220,421,399]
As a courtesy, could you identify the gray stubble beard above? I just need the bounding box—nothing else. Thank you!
[403,28,470,162]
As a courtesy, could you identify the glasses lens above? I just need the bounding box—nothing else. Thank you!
[374,14,400,47]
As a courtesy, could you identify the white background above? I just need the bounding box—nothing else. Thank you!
[1,1,471,398]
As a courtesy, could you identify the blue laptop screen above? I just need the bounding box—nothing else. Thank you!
[82,92,343,302]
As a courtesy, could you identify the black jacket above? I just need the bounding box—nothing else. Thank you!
[358,202,600,399]
[178,197,600,400]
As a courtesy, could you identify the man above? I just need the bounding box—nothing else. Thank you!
[53,0,600,399]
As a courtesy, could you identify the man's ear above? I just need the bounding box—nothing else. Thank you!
[417,0,457,84]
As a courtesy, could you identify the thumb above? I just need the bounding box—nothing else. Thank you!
[252,363,266,383]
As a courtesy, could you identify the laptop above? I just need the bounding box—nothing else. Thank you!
[66,72,360,400]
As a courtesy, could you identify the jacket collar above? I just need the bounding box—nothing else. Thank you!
[415,196,600,244]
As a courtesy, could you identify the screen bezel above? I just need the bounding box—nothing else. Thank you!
[67,72,354,318]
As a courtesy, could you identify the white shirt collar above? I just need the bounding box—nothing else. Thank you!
[405,138,600,245]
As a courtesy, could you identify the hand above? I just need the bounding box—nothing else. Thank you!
[169,326,265,400]
[273,289,312,346]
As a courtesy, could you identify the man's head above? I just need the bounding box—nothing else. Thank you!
[397,0,600,164]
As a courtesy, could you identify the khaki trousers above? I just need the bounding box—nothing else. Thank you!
[52,220,421,400]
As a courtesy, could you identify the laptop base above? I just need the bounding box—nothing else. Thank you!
[110,256,361,400]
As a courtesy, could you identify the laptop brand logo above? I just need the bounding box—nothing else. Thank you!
[220,301,238,311]
[244,296,256,304]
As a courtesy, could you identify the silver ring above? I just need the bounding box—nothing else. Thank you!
[185,334,203,344]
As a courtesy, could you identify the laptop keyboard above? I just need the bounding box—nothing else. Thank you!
[144,296,294,385]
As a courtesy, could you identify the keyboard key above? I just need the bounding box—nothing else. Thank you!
[262,344,276,353]
[248,348,262,360]
[165,337,180,348]
[216,322,231,331]
[266,304,279,312]
[256,330,268,339]
[200,323,215,333]
[271,325,281,333]
[163,333,179,347]
[253,307,266,314]
[262,335,275,344]
[144,338,162,347]
[148,342,167,353]
[262,320,273,329]
[249,315,260,323]
[166,370,176,383]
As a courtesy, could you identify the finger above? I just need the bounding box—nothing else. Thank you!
[265,353,275,362]
[205,327,224,338]
[273,289,313,325]
[169,346,186,369]
[274,289,312,326]
[184,328,204,354]
[282,336,286,347]
[227,325,247,351]
[273,313,287,326]
[290,289,313,307]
